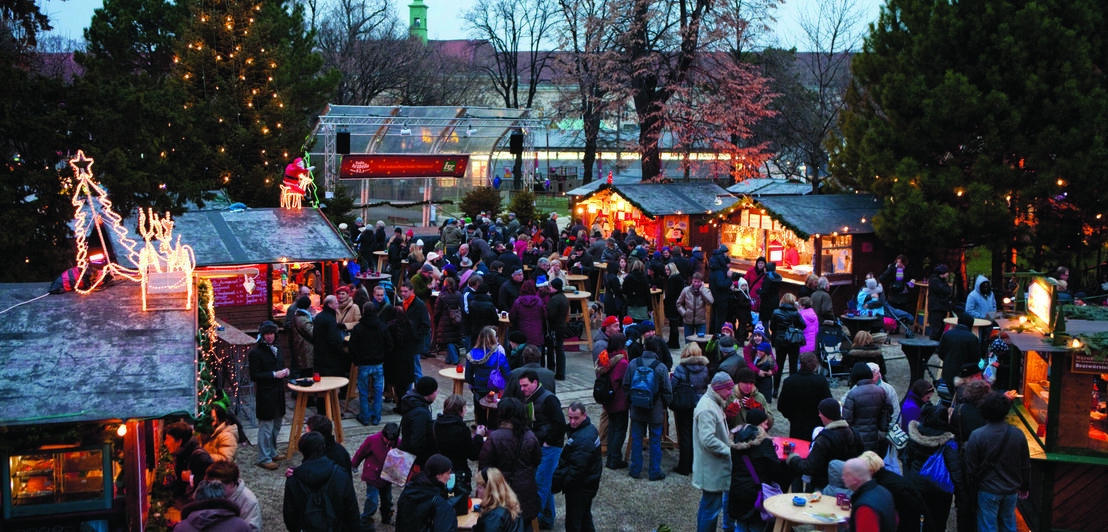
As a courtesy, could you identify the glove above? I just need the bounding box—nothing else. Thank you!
[725,402,742,420]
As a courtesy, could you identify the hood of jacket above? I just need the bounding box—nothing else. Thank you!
[730,425,768,451]
[399,389,432,415]
[596,352,625,374]
[180,498,242,528]
[678,355,710,368]
[468,345,504,365]
[908,420,954,447]
[973,274,989,292]
[291,456,339,488]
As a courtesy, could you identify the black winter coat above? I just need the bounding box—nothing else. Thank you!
[546,292,569,334]
[474,506,525,532]
[937,325,981,391]
[283,457,359,532]
[904,420,963,488]
[777,368,833,440]
[623,271,651,308]
[928,273,953,313]
[395,472,458,532]
[498,280,522,313]
[524,386,566,447]
[552,417,602,493]
[405,296,433,345]
[433,412,483,476]
[248,340,286,421]
[399,390,437,467]
[873,468,928,532]
[769,304,805,347]
[467,294,500,340]
[433,290,464,346]
[843,380,893,453]
[478,428,542,521]
[708,250,731,291]
[664,273,685,320]
[349,311,392,366]
[312,307,346,377]
[787,419,863,490]
[728,430,784,522]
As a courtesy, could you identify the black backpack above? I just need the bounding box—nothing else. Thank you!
[300,466,338,532]
[670,369,698,410]
[593,373,615,405]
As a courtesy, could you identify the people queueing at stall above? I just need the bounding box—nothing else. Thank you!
[185,216,1045,532]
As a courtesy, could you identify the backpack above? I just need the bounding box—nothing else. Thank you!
[300,466,339,532]
[670,369,697,410]
[593,373,615,405]
[919,441,956,493]
[629,359,660,409]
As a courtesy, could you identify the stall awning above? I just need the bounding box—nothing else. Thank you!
[750,194,881,239]
[0,283,198,426]
[572,182,737,218]
[112,207,356,267]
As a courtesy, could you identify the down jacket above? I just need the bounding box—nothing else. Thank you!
[786,419,863,490]
[728,427,785,522]
[842,375,893,453]
[671,355,712,404]
[552,417,603,493]
[433,289,464,347]
[677,284,714,327]
[509,294,547,347]
[478,428,543,522]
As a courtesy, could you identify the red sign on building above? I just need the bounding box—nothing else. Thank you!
[339,154,470,179]
[203,268,268,307]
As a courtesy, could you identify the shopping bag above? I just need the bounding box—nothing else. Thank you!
[380,448,417,487]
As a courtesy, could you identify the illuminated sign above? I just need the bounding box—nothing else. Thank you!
[1027,277,1055,331]
[339,154,469,179]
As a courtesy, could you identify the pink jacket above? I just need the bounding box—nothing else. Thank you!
[351,432,393,488]
[799,307,819,353]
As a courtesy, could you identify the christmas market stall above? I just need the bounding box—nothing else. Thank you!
[995,277,1108,532]
[568,182,738,250]
[714,194,886,293]
[0,282,198,531]
[111,206,357,333]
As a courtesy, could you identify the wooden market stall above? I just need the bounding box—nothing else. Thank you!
[0,282,198,531]
[568,182,738,251]
[112,207,357,333]
[996,277,1108,532]
[715,194,887,296]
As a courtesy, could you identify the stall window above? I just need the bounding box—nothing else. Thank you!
[820,235,852,274]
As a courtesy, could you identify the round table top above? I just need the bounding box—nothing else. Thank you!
[373,250,388,256]
[566,291,591,300]
[762,493,849,526]
[499,315,511,324]
[650,288,662,295]
[288,376,348,393]
[478,395,500,409]
[899,337,940,347]
[566,274,589,282]
[438,367,467,381]
[355,273,391,280]
[595,262,607,269]
[770,437,811,460]
[944,317,992,327]
[687,334,713,343]
[841,314,880,321]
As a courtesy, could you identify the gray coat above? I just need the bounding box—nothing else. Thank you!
[622,351,673,424]
[691,387,732,492]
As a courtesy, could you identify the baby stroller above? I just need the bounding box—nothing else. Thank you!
[816,320,853,387]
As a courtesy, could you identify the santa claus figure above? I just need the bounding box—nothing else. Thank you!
[283,158,313,194]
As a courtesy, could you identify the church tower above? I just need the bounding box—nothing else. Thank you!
[409,0,428,44]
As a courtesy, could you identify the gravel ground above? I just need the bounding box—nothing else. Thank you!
[234,330,951,531]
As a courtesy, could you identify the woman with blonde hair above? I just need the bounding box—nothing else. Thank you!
[670,341,711,475]
[474,467,525,531]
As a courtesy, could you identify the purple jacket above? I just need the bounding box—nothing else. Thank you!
[351,432,393,488]
[509,294,547,346]
[900,391,928,434]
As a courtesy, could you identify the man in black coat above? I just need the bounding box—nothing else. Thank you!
[777,352,833,440]
[938,312,980,394]
[927,265,954,341]
[349,302,393,425]
[248,321,289,470]
[400,376,439,469]
[708,245,732,334]
[553,402,603,532]
[498,269,524,312]
[520,370,567,529]
[396,454,459,532]
[545,278,570,379]
[786,398,864,491]
[399,282,432,375]
[283,432,359,532]
[312,295,346,378]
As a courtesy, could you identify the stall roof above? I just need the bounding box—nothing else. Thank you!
[572,182,738,218]
[112,207,356,267]
[0,283,197,426]
[728,178,814,196]
[752,194,881,239]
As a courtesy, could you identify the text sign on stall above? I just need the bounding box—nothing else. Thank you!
[339,154,470,179]
[205,269,268,307]
[1073,353,1108,375]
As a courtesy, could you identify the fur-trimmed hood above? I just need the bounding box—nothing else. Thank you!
[730,425,768,451]
[595,353,626,375]
[679,355,710,367]
[908,419,954,447]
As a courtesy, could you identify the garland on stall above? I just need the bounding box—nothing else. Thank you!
[357,199,455,209]
[145,444,176,531]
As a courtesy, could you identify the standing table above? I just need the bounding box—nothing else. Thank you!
[943,316,992,337]
[438,367,468,396]
[650,288,665,336]
[687,334,713,351]
[373,251,389,273]
[287,376,348,457]
[840,314,881,339]
[762,493,849,532]
[566,274,589,292]
[565,291,593,348]
[898,337,940,389]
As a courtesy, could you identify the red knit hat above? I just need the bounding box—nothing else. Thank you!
[602,316,619,329]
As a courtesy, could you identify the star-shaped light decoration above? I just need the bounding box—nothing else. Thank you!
[69,150,94,178]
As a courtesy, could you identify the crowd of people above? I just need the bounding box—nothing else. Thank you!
[175,214,1043,532]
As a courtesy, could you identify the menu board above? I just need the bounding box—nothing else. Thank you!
[1073,353,1108,375]
[207,270,268,307]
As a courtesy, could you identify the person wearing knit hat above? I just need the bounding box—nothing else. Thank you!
[728,367,767,430]
[251,320,288,469]
[693,371,737,531]
[602,315,619,329]
[396,453,455,530]
[785,396,863,491]
[720,322,734,336]
[398,376,439,469]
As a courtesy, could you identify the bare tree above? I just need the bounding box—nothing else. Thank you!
[551,0,621,183]
[316,3,414,105]
[466,0,559,187]
[795,0,863,190]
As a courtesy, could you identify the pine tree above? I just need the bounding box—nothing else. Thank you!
[173,0,338,207]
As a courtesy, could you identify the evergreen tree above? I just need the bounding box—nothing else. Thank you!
[831,0,1108,266]
[173,0,338,207]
